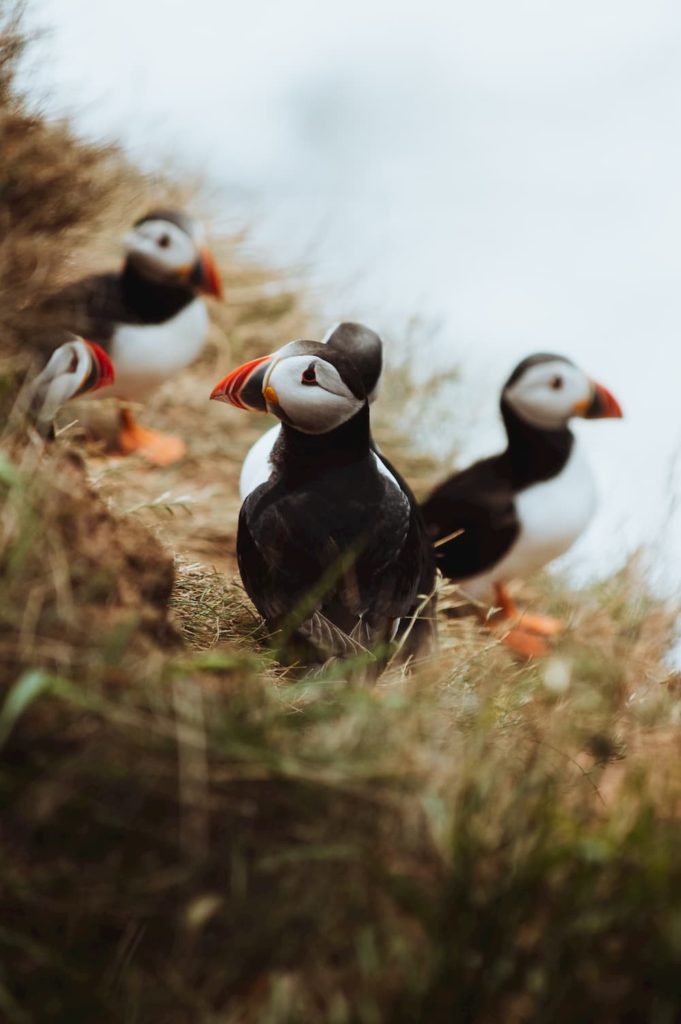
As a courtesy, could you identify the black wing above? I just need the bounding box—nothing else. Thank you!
[26,273,123,353]
[236,481,337,626]
[420,453,520,580]
[374,447,436,595]
[381,490,439,658]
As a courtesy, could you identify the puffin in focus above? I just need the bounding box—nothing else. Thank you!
[24,334,115,437]
[239,321,383,499]
[421,353,623,656]
[211,333,436,669]
[36,209,223,464]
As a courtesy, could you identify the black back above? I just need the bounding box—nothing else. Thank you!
[32,261,197,352]
[421,384,574,581]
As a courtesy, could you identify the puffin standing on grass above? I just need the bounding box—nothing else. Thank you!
[36,209,223,464]
[211,332,436,670]
[421,353,623,656]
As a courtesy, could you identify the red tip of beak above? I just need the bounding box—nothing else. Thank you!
[586,381,623,419]
[84,340,115,391]
[196,247,223,299]
[210,354,272,409]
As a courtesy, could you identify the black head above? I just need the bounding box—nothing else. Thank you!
[323,322,383,400]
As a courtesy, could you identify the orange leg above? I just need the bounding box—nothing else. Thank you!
[493,583,563,636]
[489,583,561,659]
[493,582,518,620]
[116,408,186,466]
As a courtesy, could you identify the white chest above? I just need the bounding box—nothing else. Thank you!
[504,440,598,576]
[108,299,208,401]
[463,440,598,600]
[240,425,280,499]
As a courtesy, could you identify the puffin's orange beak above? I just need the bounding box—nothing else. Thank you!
[84,340,115,392]
[192,247,223,299]
[583,381,623,419]
[210,354,273,411]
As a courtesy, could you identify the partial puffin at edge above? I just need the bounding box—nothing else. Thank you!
[23,334,115,438]
[421,353,623,656]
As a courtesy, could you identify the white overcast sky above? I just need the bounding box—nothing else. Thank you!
[21,0,681,584]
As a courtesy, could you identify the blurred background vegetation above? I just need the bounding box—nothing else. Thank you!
[1,3,680,1022]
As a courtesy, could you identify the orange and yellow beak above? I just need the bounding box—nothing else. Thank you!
[191,247,223,299]
[210,354,273,411]
[84,340,115,392]
[582,381,623,419]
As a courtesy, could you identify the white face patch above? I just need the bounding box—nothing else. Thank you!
[264,354,363,434]
[504,359,592,429]
[124,219,197,279]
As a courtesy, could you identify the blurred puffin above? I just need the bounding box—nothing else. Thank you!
[37,209,222,464]
[421,354,623,656]
[24,334,114,437]
[211,331,436,668]
[239,321,382,499]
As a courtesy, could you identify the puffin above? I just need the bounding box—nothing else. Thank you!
[421,353,623,656]
[210,333,436,669]
[239,321,383,499]
[24,334,115,437]
[36,209,223,464]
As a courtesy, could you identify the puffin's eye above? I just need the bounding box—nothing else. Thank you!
[158,234,171,249]
[301,363,317,385]
[550,376,563,390]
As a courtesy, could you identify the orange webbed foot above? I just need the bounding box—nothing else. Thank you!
[117,411,186,466]
[500,626,552,659]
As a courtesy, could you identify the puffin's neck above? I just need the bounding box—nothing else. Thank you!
[501,399,574,489]
[272,404,371,481]
[121,258,196,320]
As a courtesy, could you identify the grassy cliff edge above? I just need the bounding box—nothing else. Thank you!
[1,7,680,1023]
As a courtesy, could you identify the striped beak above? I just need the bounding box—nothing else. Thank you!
[191,247,223,299]
[76,340,115,396]
[210,354,273,411]
[88,341,115,391]
[583,381,623,419]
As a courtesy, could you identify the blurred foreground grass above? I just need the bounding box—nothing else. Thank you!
[1,5,681,1022]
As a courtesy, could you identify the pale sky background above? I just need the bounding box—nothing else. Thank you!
[20,0,681,594]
